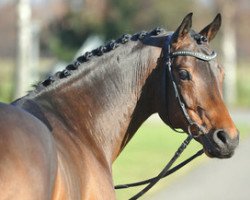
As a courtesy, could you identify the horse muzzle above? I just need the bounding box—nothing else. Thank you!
[199,129,239,158]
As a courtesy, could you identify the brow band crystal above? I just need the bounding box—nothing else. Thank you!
[171,51,217,61]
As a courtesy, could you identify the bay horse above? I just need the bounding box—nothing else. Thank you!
[0,13,239,199]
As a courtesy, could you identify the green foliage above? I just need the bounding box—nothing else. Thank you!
[45,12,100,61]
[44,0,196,61]
[103,0,197,39]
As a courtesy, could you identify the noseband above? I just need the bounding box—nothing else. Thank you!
[115,34,217,199]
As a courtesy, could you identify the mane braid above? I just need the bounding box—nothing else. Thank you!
[36,27,165,90]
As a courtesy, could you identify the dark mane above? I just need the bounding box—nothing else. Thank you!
[34,27,166,92]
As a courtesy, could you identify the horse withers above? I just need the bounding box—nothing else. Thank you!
[0,13,239,199]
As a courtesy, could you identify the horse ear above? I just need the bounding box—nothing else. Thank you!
[172,13,193,43]
[200,14,222,42]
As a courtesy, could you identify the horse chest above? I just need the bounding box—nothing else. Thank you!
[52,152,116,200]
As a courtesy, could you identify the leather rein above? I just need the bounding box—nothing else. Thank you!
[114,34,217,200]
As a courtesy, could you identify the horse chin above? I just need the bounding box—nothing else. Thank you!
[203,147,234,159]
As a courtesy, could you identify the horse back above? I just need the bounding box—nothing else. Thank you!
[0,102,57,200]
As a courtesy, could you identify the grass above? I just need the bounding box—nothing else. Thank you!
[236,62,250,107]
[113,117,250,200]
[0,58,56,103]
[0,59,14,102]
[113,118,203,199]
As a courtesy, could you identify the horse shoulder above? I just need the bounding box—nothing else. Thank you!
[45,123,115,199]
[0,102,57,200]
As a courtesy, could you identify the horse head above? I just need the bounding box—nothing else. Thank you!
[159,13,239,158]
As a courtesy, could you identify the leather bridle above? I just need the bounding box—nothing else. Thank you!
[115,34,218,200]
[165,33,217,138]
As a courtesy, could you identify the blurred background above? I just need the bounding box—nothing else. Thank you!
[0,0,249,199]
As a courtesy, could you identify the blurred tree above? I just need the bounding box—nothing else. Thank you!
[47,13,95,61]
[43,0,195,61]
[218,0,237,106]
[196,0,237,106]
[14,0,32,99]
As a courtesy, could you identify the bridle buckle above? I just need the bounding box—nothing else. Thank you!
[188,123,205,138]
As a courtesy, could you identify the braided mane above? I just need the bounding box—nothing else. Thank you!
[35,27,166,91]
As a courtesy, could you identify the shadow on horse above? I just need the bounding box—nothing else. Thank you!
[0,13,239,199]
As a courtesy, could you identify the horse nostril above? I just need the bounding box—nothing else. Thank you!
[213,129,228,145]
[217,130,227,144]
[210,129,239,158]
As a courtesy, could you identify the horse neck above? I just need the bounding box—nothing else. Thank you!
[33,41,162,163]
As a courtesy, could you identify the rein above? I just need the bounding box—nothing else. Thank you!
[114,34,217,199]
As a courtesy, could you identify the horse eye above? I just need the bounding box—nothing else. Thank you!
[179,70,191,80]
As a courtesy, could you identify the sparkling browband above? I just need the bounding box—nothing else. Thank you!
[171,50,217,61]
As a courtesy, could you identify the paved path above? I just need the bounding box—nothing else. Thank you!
[149,110,250,200]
